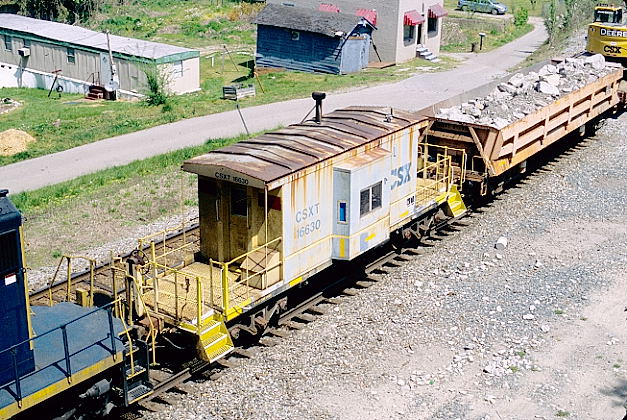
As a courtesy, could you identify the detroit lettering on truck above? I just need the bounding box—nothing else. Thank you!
[295,202,321,239]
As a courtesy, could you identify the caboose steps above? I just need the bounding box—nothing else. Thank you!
[194,315,234,363]
[444,186,467,218]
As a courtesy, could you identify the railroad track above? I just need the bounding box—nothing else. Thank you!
[121,129,596,417]
[124,217,466,418]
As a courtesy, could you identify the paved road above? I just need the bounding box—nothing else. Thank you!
[1,18,547,194]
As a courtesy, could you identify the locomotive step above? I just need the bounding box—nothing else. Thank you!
[125,364,147,379]
[127,383,153,405]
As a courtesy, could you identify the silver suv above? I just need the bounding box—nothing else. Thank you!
[458,0,508,14]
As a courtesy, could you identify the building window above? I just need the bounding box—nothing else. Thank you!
[172,60,183,78]
[359,182,382,217]
[403,25,415,42]
[231,186,247,217]
[23,38,30,48]
[338,201,348,223]
[67,47,75,64]
[428,17,438,34]
[4,35,12,52]
[291,30,300,41]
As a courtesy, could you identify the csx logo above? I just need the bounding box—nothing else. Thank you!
[604,45,623,54]
[391,162,411,190]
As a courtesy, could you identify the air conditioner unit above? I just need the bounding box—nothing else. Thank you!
[18,48,30,57]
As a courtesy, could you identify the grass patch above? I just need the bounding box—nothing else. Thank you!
[0,55,456,167]
[613,363,621,368]
[92,0,262,48]
[509,365,520,373]
[515,350,526,357]
[553,309,565,315]
[442,12,533,53]
[556,410,570,417]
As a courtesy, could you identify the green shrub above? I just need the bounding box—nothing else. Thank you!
[142,64,169,106]
[514,7,529,27]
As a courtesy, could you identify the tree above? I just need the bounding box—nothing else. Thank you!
[18,0,103,23]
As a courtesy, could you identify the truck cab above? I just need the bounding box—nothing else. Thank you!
[587,3,627,62]
[594,4,623,24]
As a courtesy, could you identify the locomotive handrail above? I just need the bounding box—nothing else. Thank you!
[47,255,97,306]
[123,272,158,366]
[0,300,121,407]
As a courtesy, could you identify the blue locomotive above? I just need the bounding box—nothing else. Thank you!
[0,189,152,419]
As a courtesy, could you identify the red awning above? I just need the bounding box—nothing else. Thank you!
[428,4,448,18]
[404,10,425,26]
[356,8,377,25]
[319,3,340,13]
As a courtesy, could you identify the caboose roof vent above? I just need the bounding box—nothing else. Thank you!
[312,91,326,123]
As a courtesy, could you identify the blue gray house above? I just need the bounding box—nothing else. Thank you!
[253,4,375,74]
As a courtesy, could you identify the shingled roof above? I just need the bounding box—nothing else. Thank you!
[253,4,372,37]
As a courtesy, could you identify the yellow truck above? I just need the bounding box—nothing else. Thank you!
[587,3,627,63]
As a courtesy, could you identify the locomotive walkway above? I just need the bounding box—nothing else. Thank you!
[1,18,547,194]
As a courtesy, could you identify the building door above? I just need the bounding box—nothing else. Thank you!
[341,35,369,74]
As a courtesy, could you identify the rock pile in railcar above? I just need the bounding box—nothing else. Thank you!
[436,54,612,129]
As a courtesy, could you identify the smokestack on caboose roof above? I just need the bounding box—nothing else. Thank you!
[312,92,326,123]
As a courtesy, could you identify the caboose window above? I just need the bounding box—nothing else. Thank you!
[338,201,347,222]
[360,181,382,217]
[0,230,19,275]
[231,186,248,217]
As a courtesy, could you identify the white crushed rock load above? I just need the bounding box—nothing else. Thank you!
[436,54,612,129]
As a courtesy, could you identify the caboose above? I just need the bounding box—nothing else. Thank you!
[137,97,467,362]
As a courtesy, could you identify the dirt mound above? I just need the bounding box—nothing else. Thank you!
[0,129,36,156]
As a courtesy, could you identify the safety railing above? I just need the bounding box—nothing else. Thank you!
[0,300,122,408]
[210,237,283,316]
[86,71,100,86]
[420,143,468,189]
[123,272,158,366]
[47,255,96,307]
[142,262,206,326]
[137,220,198,270]
[142,237,282,326]
[416,152,453,204]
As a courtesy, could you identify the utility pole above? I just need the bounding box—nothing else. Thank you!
[105,30,115,84]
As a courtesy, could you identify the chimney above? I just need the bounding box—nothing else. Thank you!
[312,92,326,123]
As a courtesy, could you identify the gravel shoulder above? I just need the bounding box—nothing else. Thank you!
[143,112,627,420]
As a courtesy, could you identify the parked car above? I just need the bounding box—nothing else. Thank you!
[458,0,508,14]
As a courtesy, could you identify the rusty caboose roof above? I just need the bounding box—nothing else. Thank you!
[182,106,425,188]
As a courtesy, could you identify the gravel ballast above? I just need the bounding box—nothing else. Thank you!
[142,110,627,419]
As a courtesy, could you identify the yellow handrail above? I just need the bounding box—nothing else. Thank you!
[420,143,467,190]
[128,273,158,366]
[47,255,97,306]
[114,297,136,377]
